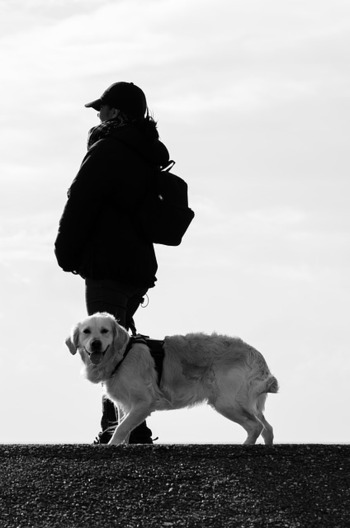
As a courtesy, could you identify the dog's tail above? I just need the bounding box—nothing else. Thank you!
[253,375,279,399]
[265,375,279,394]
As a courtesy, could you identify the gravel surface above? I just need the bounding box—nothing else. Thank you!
[0,444,349,527]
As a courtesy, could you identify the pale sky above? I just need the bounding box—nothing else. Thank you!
[0,0,349,444]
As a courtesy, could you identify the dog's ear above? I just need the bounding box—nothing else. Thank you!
[112,318,130,351]
[65,325,80,355]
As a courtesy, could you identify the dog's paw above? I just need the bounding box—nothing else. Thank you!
[108,435,128,446]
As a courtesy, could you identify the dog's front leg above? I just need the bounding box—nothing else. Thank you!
[108,405,151,445]
[112,405,130,444]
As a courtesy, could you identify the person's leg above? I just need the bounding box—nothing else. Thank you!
[92,395,119,445]
[86,279,126,444]
[85,278,129,326]
[123,288,154,443]
[86,279,153,444]
[123,289,153,443]
[124,289,147,334]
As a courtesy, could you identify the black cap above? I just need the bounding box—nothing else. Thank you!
[85,81,147,118]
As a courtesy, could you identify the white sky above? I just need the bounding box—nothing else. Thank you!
[0,0,349,444]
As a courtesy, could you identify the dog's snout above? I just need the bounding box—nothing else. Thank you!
[91,339,102,351]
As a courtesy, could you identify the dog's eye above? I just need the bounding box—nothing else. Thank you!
[100,328,109,334]
[82,328,91,335]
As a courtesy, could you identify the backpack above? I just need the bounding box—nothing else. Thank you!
[137,161,195,246]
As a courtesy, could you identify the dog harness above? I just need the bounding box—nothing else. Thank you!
[110,335,164,386]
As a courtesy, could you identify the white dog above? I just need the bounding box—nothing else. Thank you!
[66,312,278,445]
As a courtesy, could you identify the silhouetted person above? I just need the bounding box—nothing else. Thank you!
[55,81,170,443]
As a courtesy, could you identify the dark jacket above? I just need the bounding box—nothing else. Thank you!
[55,123,170,288]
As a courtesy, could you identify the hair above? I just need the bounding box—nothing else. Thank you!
[123,107,159,140]
[138,113,159,140]
[107,105,159,140]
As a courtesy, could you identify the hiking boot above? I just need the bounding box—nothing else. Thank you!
[93,430,155,444]
[94,396,154,444]
[129,420,153,444]
[93,430,113,445]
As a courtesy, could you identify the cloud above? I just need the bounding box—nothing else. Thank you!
[1,0,349,273]
[0,0,349,447]
[0,0,111,35]
[0,212,57,263]
[192,197,307,236]
[2,0,349,114]
[1,0,349,163]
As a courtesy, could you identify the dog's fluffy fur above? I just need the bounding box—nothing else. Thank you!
[66,312,278,445]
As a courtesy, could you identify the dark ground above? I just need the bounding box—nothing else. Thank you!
[0,444,349,528]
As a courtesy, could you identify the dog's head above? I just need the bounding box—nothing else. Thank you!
[66,312,129,367]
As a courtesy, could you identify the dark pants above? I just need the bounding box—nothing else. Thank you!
[85,279,147,333]
[85,278,153,443]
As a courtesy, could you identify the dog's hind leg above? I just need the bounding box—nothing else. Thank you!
[259,415,274,445]
[256,394,274,445]
[213,401,264,445]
